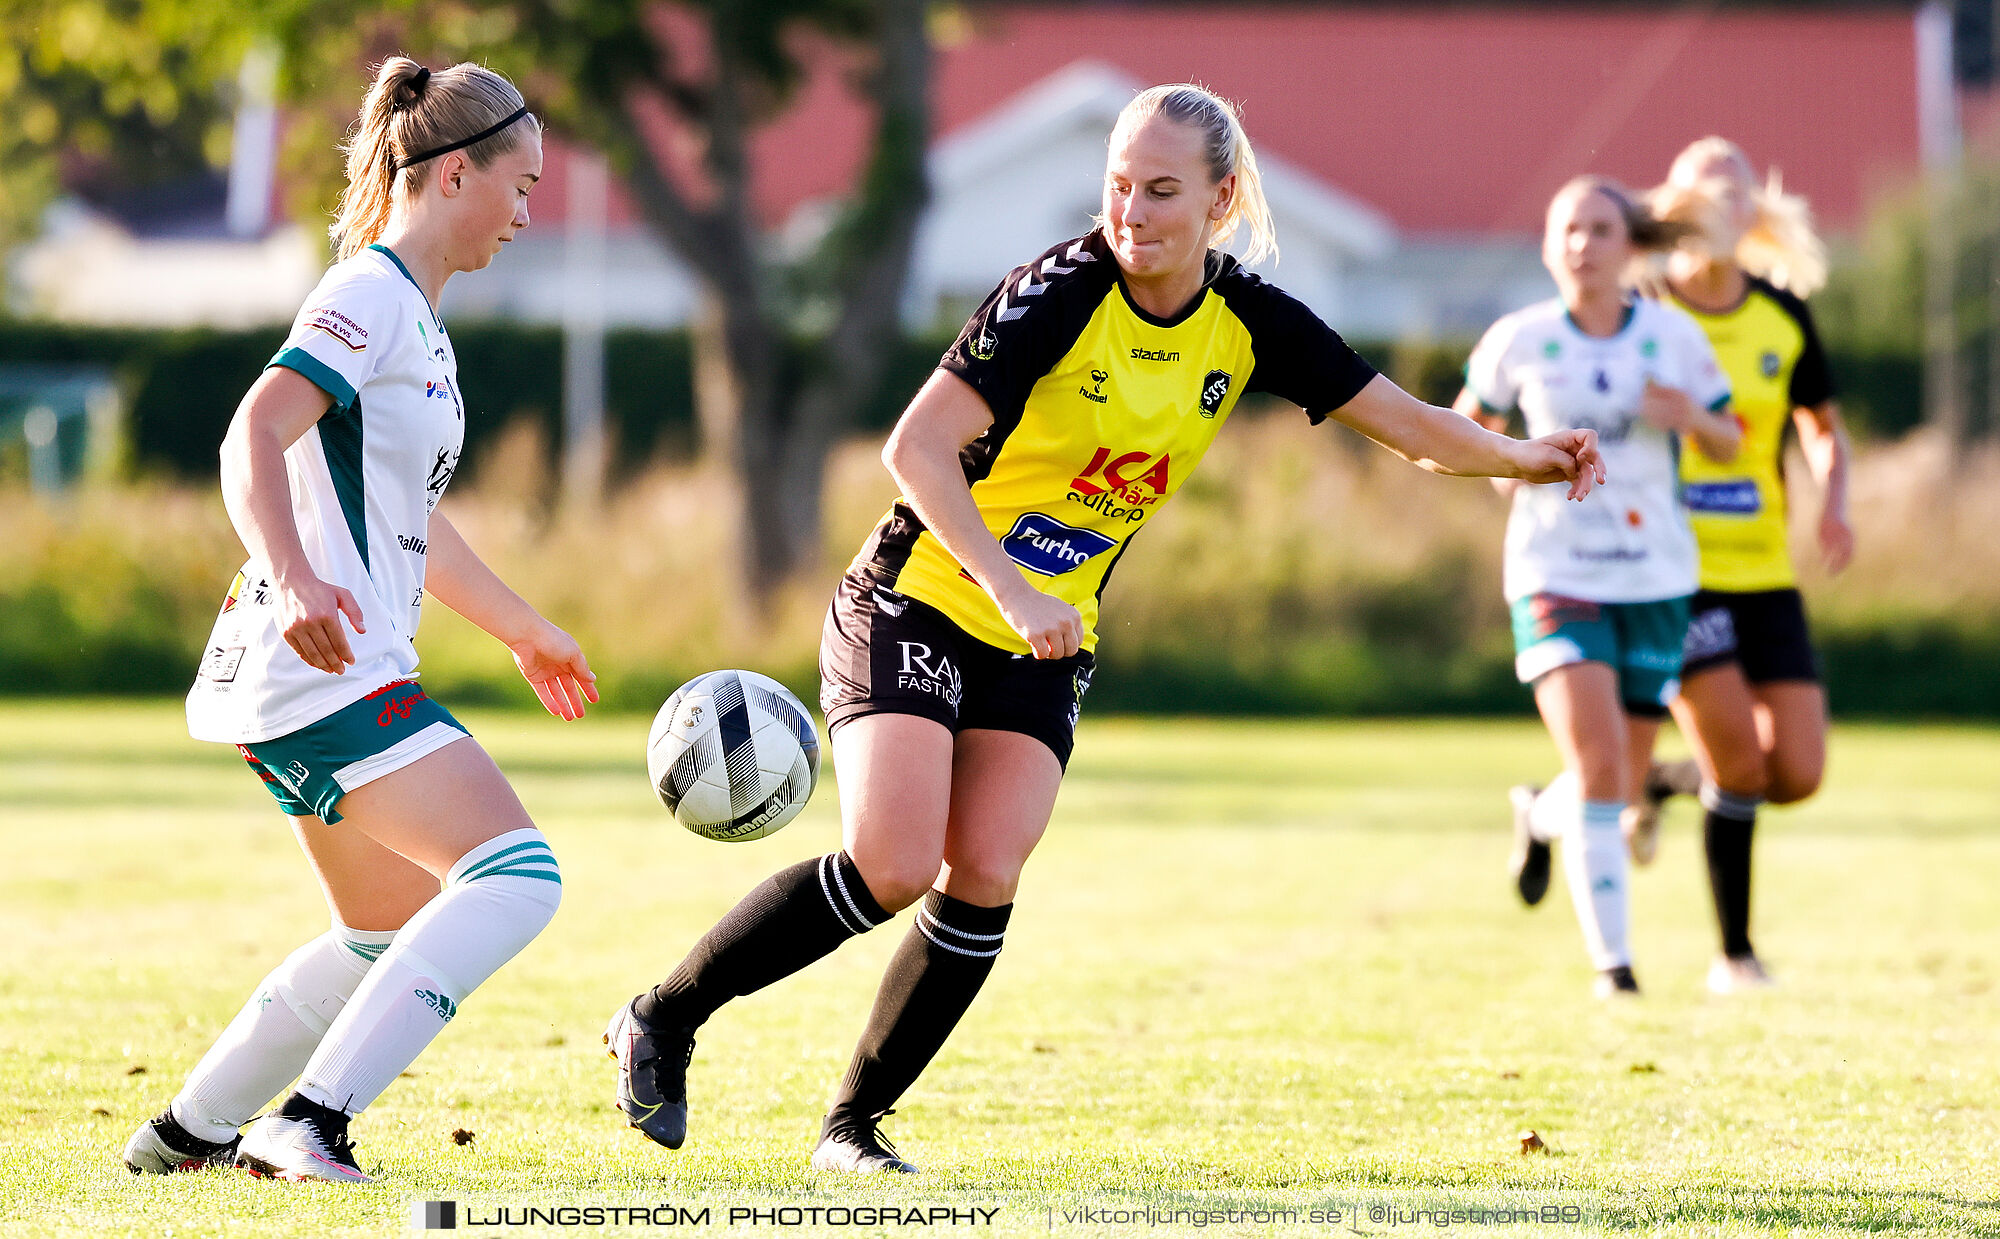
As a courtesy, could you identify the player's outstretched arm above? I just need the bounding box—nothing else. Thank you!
[883,370,1083,659]
[424,512,598,719]
[1331,374,1606,500]
[221,367,367,675]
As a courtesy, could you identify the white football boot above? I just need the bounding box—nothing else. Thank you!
[235,1109,373,1183]
[122,1110,239,1174]
[1707,953,1776,995]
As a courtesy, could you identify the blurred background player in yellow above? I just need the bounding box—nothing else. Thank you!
[1461,177,1740,998]
[1629,137,1854,994]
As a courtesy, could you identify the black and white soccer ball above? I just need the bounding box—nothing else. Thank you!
[647,669,820,842]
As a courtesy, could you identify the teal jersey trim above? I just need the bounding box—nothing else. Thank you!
[319,394,369,575]
[268,346,358,411]
[1563,300,1638,339]
[367,243,444,334]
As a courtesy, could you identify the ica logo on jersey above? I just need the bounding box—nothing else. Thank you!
[1068,447,1171,522]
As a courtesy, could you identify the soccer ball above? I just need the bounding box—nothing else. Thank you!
[647,669,820,842]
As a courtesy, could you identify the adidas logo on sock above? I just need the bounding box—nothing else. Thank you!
[416,989,458,1021]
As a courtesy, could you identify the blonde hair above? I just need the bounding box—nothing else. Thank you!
[330,58,538,260]
[1650,136,1828,296]
[1110,83,1278,266]
[1551,175,1698,255]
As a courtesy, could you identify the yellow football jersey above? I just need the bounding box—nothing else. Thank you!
[1673,278,1835,592]
[854,231,1377,654]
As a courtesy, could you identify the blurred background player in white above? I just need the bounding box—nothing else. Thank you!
[1456,177,1739,998]
[123,58,596,1183]
[606,82,1606,1174]
[1627,137,1853,993]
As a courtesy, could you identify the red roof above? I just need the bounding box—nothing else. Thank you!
[538,5,1922,237]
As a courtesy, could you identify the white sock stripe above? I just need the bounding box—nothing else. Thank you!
[1698,784,1762,820]
[918,905,1007,942]
[915,916,1003,958]
[818,855,865,936]
[826,855,878,930]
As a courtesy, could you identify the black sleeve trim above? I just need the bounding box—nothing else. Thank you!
[1758,279,1837,408]
[1220,271,1378,423]
[938,233,1115,436]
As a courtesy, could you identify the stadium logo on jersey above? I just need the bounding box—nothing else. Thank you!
[1000,514,1117,576]
[305,307,368,352]
[970,326,998,361]
[1069,447,1171,522]
[1198,370,1232,418]
[896,641,963,708]
[1080,369,1109,404]
[1760,350,1781,378]
[1130,346,1180,362]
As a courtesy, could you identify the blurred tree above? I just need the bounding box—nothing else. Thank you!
[268,0,932,601]
[0,0,243,246]
[5,0,930,603]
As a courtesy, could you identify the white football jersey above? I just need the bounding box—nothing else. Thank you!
[187,244,465,743]
[1465,297,1730,604]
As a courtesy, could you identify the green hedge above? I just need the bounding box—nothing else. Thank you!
[0,322,1922,486]
[0,320,940,480]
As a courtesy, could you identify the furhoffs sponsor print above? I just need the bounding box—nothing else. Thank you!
[999,514,1116,576]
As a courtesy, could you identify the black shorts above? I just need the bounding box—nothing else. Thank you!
[1680,587,1820,684]
[819,570,1095,767]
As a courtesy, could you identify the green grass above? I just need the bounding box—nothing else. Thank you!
[3,701,1998,1236]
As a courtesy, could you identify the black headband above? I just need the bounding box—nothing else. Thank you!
[395,105,529,170]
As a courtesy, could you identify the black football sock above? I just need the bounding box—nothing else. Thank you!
[1700,785,1761,959]
[635,852,890,1031]
[825,889,1011,1132]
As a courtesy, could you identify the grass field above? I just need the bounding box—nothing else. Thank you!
[3,700,1997,1237]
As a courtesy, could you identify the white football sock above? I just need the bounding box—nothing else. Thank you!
[1562,798,1632,970]
[296,829,561,1116]
[1527,770,1577,842]
[170,922,397,1143]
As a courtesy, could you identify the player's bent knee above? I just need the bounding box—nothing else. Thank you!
[1763,764,1822,806]
[851,862,936,915]
[1708,756,1769,801]
[446,828,564,915]
[937,857,1025,906]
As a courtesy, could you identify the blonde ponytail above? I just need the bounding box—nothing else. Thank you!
[1111,84,1278,266]
[1656,136,1828,296]
[330,57,538,260]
